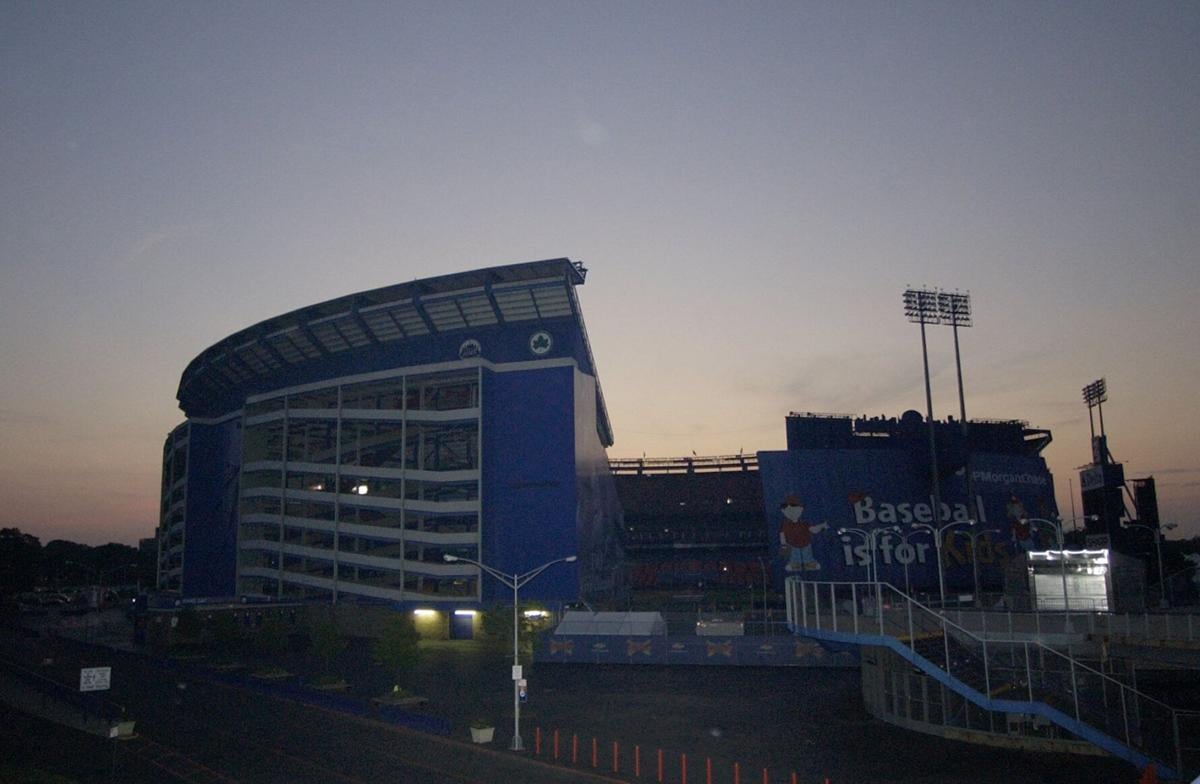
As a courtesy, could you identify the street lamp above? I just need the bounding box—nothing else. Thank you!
[443,553,576,751]
[838,526,900,611]
[1124,522,1177,608]
[895,529,927,598]
[755,556,769,625]
[909,520,975,608]
[1026,517,1072,624]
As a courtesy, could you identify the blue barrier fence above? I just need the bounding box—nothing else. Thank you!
[537,634,858,667]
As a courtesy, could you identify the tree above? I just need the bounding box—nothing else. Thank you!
[480,602,547,659]
[256,615,288,658]
[175,606,202,644]
[311,619,347,675]
[210,613,245,657]
[0,528,42,597]
[372,614,420,690]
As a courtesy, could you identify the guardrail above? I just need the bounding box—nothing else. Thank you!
[935,606,1200,644]
[786,579,1196,779]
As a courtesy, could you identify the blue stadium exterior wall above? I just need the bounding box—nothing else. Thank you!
[757,449,1058,593]
[161,260,623,607]
[181,417,242,598]
[572,367,626,602]
[478,364,625,604]
[480,365,579,603]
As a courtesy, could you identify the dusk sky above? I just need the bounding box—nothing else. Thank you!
[2,2,1197,546]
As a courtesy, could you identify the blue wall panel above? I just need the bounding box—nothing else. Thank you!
[182,419,241,598]
[572,368,627,603]
[481,366,579,603]
[758,448,1057,593]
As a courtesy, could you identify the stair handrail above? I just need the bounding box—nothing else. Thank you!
[789,578,1186,774]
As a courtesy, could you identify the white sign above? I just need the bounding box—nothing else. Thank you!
[80,667,111,692]
[512,665,523,681]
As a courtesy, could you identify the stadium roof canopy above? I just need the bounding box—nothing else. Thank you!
[177,257,611,441]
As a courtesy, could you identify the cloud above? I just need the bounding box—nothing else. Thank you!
[574,103,611,147]
[120,230,174,267]
[117,223,206,268]
[0,409,53,425]
[768,351,937,414]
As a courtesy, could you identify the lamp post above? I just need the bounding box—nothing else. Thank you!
[838,526,900,611]
[1026,517,1071,625]
[895,529,927,598]
[756,556,769,625]
[909,520,975,608]
[1124,522,1177,608]
[443,553,576,751]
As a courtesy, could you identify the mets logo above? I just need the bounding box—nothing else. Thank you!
[529,331,553,356]
[458,339,481,360]
[627,639,652,657]
[705,641,733,658]
[550,640,574,655]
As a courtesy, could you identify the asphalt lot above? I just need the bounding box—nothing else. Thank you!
[2,617,1139,783]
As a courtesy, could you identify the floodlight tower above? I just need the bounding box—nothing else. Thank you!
[939,291,974,595]
[1082,378,1107,446]
[938,291,972,439]
[904,287,943,531]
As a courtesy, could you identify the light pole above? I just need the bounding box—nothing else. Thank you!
[895,529,926,598]
[1026,517,1071,625]
[1124,522,1177,608]
[909,520,975,608]
[838,526,900,611]
[938,291,974,522]
[904,288,944,538]
[443,553,576,751]
[756,556,769,625]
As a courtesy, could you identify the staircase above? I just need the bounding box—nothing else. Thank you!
[786,578,1193,779]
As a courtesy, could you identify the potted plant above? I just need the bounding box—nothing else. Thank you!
[469,718,495,744]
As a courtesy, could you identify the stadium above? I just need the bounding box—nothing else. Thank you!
[157,258,625,619]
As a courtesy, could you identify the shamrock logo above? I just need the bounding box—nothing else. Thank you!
[530,331,552,355]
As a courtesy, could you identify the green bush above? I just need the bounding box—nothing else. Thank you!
[372,614,420,689]
[311,619,346,675]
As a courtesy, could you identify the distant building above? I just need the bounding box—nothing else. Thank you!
[158,258,625,613]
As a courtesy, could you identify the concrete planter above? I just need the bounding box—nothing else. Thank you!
[469,725,495,744]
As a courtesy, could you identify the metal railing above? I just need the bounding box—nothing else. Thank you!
[786,579,1197,778]
[936,606,1200,644]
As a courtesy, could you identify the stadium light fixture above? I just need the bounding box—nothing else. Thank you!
[939,290,975,600]
[903,287,943,542]
[1082,378,1108,442]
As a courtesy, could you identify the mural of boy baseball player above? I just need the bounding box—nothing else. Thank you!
[779,495,827,572]
[1007,494,1037,552]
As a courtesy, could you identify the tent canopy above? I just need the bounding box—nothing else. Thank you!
[553,611,666,636]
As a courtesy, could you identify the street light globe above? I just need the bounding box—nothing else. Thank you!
[565,556,578,563]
